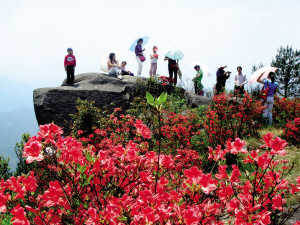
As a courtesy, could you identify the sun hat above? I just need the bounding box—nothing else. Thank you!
[67,48,73,51]
[218,63,227,69]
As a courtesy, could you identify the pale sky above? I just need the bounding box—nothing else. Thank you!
[1,0,300,90]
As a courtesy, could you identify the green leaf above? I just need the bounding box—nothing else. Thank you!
[81,165,87,173]
[77,163,82,171]
[117,217,128,221]
[177,198,184,206]
[146,92,154,104]
[86,152,92,162]
[157,93,163,105]
[185,182,192,189]
[161,92,168,104]
[83,202,89,209]
[87,174,94,183]
[83,174,94,186]
[249,175,255,181]
[154,98,159,107]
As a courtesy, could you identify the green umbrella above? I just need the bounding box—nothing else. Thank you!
[165,49,184,60]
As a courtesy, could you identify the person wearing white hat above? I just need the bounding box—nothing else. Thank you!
[216,63,231,94]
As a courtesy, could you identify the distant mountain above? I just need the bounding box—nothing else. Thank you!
[0,107,38,171]
[0,77,35,112]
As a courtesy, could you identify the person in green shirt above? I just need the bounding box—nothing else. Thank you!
[192,65,204,95]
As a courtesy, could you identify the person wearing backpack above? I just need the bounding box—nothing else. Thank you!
[257,71,278,125]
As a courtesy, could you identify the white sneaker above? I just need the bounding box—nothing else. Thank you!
[118,75,123,80]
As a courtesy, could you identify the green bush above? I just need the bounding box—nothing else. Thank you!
[70,98,104,138]
[0,156,11,180]
[14,133,38,177]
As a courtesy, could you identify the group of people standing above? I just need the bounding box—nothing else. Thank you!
[192,63,248,96]
[64,37,181,85]
[192,62,278,125]
[135,38,180,85]
[64,43,278,125]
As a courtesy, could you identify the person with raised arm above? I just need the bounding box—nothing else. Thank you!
[257,71,278,125]
[216,63,231,94]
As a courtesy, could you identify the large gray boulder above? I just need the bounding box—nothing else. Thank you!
[33,73,212,132]
[33,73,147,130]
[183,92,212,108]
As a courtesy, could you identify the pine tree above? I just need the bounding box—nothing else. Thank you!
[271,46,300,98]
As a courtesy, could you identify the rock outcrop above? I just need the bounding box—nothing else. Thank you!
[33,73,212,130]
[183,92,212,108]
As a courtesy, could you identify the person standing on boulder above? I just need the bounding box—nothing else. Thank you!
[234,66,247,95]
[164,56,179,85]
[135,38,145,76]
[149,46,158,77]
[192,65,204,96]
[216,63,230,94]
[64,48,76,86]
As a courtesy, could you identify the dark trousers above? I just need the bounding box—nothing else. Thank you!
[234,85,244,95]
[168,67,178,85]
[121,71,134,76]
[216,82,224,95]
[66,65,75,85]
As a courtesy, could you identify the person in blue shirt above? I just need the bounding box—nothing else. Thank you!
[257,71,278,125]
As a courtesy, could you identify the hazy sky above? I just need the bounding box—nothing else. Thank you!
[1,0,300,90]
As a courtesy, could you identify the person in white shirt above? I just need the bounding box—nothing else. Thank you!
[149,46,158,77]
[234,66,247,95]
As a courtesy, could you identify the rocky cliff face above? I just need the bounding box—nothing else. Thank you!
[33,73,212,131]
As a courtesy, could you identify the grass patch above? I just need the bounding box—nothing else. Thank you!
[243,126,300,206]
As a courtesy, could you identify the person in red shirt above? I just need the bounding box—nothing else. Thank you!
[64,48,76,85]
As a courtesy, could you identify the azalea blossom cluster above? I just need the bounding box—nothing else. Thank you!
[273,96,300,127]
[283,117,300,145]
[1,118,300,224]
[158,76,176,86]
[203,92,265,147]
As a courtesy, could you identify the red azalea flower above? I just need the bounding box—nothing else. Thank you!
[0,191,9,213]
[42,180,63,207]
[269,137,288,156]
[134,119,152,139]
[11,204,30,225]
[229,165,241,183]
[272,194,286,211]
[22,138,43,163]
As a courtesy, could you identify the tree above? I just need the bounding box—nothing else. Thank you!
[251,62,265,73]
[271,46,300,98]
[0,156,11,180]
[14,133,36,176]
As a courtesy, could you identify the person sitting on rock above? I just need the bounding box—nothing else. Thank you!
[64,47,76,86]
[120,61,134,76]
[107,53,122,80]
